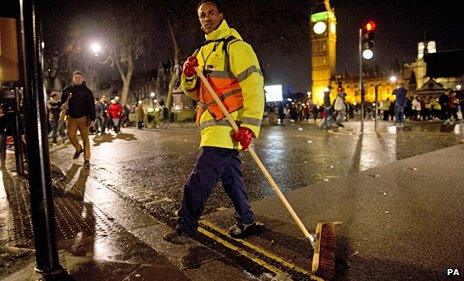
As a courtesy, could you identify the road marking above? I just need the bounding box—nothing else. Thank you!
[199,220,323,281]
[197,226,288,276]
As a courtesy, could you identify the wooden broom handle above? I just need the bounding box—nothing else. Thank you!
[195,68,312,241]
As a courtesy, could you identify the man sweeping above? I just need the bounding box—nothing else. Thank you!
[164,0,265,244]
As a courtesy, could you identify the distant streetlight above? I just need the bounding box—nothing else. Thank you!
[456,84,462,90]
[389,75,397,83]
[150,92,156,98]
[90,42,102,56]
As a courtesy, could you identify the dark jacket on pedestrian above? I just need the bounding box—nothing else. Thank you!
[48,99,61,121]
[61,82,96,120]
[393,87,407,107]
[95,102,106,119]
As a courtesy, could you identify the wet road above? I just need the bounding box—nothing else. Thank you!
[50,121,463,228]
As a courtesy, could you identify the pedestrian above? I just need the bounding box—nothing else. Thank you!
[122,104,131,127]
[392,82,407,127]
[448,91,458,123]
[333,86,346,127]
[312,104,319,123]
[164,0,264,244]
[47,91,67,144]
[95,96,107,134]
[278,102,285,125]
[411,95,421,121]
[107,99,123,133]
[381,98,391,121]
[438,91,450,123]
[61,71,96,167]
[320,86,336,129]
[135,100,146,129]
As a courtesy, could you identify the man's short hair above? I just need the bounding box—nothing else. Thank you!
[72,70,84,76]
[197,0,224,13]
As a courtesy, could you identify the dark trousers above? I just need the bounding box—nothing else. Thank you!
[177,147,254,236]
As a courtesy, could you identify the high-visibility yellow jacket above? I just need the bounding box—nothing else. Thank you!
[181,20,264,149]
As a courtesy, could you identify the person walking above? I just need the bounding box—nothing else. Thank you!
[107,98,123,133]
[320,86,336,129]
[411,95,421,121]
[333,86,346,127]
[135,101,146,129]
[47,91,67,144]
[381,98,391,121]
[94,96,107,135]
[164,0,264,244]
[61,71,96,166]
[392,82,407,127]
[439,91,450,123]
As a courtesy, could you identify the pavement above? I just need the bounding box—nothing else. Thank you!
[1,120,464,281]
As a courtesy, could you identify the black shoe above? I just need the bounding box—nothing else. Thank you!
[84,160,90,167]
[229,222,264,238]
[73,149,84,159]
[163,229,193,245]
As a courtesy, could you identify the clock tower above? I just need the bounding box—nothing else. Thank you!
[310,0,337,105]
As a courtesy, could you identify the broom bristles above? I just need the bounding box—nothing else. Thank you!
[312,223,336,280]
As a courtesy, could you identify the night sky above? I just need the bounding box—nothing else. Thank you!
[2,0,463,92]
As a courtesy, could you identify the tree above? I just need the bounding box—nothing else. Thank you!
[95,1,155,105]
[40,6,83,93]
[42,37,81,93]
[152,0,199,110]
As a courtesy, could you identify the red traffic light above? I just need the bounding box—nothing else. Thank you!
[364,21,376,32]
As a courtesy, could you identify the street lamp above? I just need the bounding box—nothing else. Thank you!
[90,42,102,56]
[150,92,156,108]
[389,75,397,83]
[456,84,462,90]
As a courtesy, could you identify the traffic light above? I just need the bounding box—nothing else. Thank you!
[362,20,376,60]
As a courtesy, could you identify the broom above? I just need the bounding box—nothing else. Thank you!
[195,67,337,280]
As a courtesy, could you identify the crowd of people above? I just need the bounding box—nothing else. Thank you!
[380,89,463,125]
[267,86,464,128]
[48,92,129,145]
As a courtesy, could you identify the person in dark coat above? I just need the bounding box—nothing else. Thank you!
[48,92,67,143]
[61,71,96,167]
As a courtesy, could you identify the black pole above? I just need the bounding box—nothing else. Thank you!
[18,0,65,276]
[359,28,364,133]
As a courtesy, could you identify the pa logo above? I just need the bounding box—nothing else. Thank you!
[446,268,460,276]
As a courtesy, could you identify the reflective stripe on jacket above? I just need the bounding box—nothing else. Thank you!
[181,20,264,149]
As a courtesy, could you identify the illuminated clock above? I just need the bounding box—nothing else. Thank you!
[313,21,327,34]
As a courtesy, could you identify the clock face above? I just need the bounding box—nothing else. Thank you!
[313,21,327,34]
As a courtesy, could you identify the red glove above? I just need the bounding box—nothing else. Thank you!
[183,56,199,78]
[232,127,255,150]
